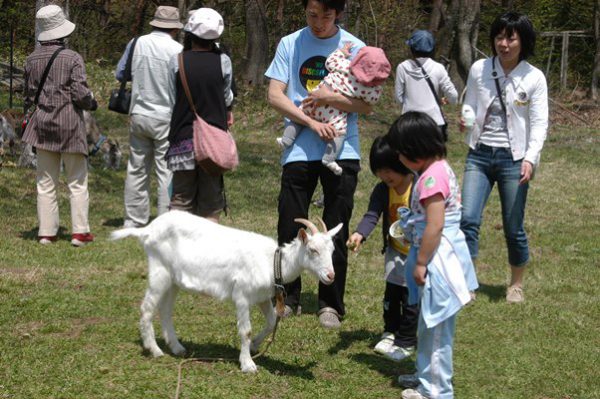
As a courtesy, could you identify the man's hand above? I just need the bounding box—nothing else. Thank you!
[413,264,427,286]
[346,233,363,253]
[302,84,335,109]
[519,160,533,185]
[309,119,337,140]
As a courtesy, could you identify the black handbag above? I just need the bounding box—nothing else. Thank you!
[21,47,64,137]
[108,37,138,114]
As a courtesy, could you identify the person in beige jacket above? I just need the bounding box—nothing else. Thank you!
[22,5,98,247]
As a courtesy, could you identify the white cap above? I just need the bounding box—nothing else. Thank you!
[184,8,224,40]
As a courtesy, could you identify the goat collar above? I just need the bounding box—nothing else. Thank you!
[273,247,286,317]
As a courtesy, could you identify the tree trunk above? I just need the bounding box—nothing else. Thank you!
[592,0,600,100]
[243,0,269,86]
[429,0,444,33]
[455,0,480,86]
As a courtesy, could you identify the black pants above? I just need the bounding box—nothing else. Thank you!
[383,282,419,348]
[277,160,360,316]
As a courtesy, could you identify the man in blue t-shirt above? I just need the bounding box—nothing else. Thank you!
[265,0,371,329]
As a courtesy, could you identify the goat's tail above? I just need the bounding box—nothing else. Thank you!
[110,227,148,242]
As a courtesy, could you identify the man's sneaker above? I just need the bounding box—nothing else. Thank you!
[384,344,414,362]
[398,373,419,388]
[38,236,57,245]
[71,233,94,247]
[401,388,429,399]
[373,332,395,355]
[506,285,524,303]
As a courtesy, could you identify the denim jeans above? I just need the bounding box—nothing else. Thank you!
[460,144,529,266]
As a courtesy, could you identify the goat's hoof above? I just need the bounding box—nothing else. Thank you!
[148,348,165,358]
[240,361,258,373]
[171,344,186,357]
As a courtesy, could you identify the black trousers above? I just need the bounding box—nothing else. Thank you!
[383,282,419,348]
[277,160,360,316]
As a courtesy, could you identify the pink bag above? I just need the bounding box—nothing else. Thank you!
[179,53,239,176]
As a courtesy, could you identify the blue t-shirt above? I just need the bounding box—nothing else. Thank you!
[265,27,365,165]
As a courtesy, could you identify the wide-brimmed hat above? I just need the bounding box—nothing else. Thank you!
[149,6,183,29]
[184,8,224,40]
[36,5,76,42]
[349,46,391,87]
[406,30,435,53]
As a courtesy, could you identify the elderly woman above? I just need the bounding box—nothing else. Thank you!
[22,5,98,246]
[460,11,548,303]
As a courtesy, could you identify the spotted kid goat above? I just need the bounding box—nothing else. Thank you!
[110,210,342,373]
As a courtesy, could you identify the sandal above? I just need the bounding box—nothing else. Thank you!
[317,307,341,329]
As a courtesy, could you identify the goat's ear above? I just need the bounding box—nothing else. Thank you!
[297,228,309,244]
[327,223,343,238]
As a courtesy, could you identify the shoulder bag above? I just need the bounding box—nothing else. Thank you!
[413,58,448,141]
[178,52,238,176]
[108,37,138,114]
[21,47,64,137]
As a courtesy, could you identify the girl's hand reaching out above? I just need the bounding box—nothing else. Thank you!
[346,232,363,252]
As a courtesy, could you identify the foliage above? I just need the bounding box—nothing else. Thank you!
[1,67,600,398]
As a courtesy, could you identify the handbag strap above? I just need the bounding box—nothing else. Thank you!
[34,47,65,105]
[120,37,138,90]
[178,52,198,115]
[491,56,508,116]
[412,58,446,122]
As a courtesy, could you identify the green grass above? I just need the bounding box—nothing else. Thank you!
[1,81,599,399]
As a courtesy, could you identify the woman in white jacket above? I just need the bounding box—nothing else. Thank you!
[459,12,548,304]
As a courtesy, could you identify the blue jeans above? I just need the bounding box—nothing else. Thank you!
[460,145,529,266]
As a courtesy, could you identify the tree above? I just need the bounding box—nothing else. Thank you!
[592,0,600,101]
[242,0,268,86]
[455,0,480,84]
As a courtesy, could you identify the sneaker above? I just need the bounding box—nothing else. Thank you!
[398,373,419,388]
[71,233,94,247]
[382,344,414,362]
[38,236,57,245]
[506,285,524,303]
[281,304,302,318]
[317,307,341,329]
[401,388,429,399]
[373,332,395,355]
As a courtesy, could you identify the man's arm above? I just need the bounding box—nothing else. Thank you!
[303,84,373,114]
[267,79,337,140]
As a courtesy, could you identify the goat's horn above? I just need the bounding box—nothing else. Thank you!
[316,217,327,233]
[294,218,319,235]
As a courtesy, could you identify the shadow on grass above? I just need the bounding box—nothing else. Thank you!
[328,329,375,355]
[477,282,506,302]
[103,217,124,227]
[19,226,68,241]
[349,352,414,379]
[144,339,316,379]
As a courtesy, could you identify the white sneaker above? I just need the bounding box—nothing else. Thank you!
[401,388,428,399]
[383,344,414,362]
[398,373,419,388]
[373,332,395,355]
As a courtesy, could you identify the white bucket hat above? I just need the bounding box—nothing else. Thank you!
[149,6,183,29]
[184,8,224,40]
[36,5,76,42]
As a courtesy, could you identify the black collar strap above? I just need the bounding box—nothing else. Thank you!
[273,247,285,296]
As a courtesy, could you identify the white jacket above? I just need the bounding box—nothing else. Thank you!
[462,57,548,167]
[116,31,183,122]
[395,57,458,126]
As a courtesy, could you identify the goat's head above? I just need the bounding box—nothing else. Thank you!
[294,218,343,286]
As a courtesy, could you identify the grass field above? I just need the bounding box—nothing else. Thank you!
[1,80,599,399]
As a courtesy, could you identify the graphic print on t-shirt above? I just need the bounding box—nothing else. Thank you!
[300,56,328,92]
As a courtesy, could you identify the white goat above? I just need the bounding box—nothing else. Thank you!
[110,210,342,373]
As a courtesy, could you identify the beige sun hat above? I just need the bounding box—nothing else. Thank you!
[36,5,76,42]
[149,6,183,29]
[184,8,224,40]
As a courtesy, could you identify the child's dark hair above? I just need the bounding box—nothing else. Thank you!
[490,11,536,61]
[302,0,345,13]
[369,136,412,176]
[410,48,434,59]
[386,112,446,162]
[183,32,221,52]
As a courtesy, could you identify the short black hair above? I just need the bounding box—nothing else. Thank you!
[183,32,219,52]
[369,136,413,176]
[410,48,434,58]
[386,112,446,163]
[302,0,345,13]
[490,11,536,60]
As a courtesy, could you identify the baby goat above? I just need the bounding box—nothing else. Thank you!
[111,210,342,373]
